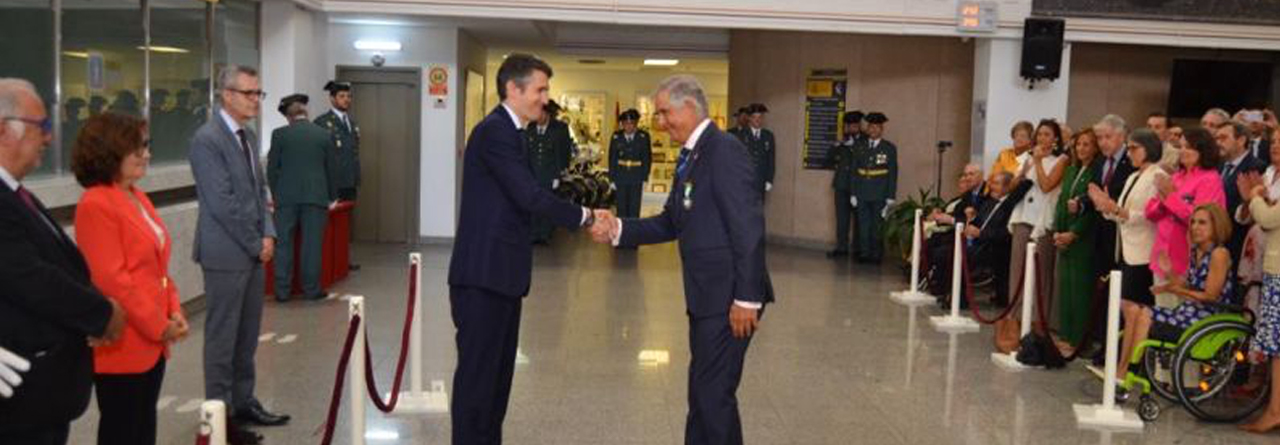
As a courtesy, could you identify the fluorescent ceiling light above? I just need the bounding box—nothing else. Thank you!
[354,40,402,51]
[643,59,679,66]
[137,45,190,54]
[62,51,90,59]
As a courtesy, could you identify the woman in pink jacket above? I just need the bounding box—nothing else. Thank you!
[1145,127,1226,288]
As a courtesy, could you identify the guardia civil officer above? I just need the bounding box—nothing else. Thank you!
[267,94,337,302]
[827,111,864,258]
[852,112,897,263]
[315,80,361,271]
[728,106,750,139]
[608,108,651,220]
[525,100,575,244]
[742,103,776,194]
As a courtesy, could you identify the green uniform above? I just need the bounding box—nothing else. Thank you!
[315,110,361,200]
[525,119,574,243]
[1053,162,1099,346]
[608,129,652,219]
[739,127,776,193]
[828,134,863,253]
[852,138,898,262]
[267,120,338,298]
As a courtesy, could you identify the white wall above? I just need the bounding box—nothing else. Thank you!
[260,0,330,155]
[971,38,1071,168]
[328,22,460,239]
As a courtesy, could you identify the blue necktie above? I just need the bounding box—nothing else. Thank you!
[675,148,692,180]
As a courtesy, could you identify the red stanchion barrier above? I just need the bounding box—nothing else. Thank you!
[957,241,1023,324]
[362,262,419,413]
[318,315,361,445]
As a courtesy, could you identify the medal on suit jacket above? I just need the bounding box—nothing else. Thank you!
[683,180,695,210]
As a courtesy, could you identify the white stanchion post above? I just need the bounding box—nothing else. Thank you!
[1073,270,1144,431]
[200,400,227,445]
[993,242,1036,370]
[350,296,368,445]
[394,253,450,414]
[891,209,933,306]
[930,223,980,333]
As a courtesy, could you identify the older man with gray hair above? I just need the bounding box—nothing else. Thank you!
[0,78,124,445]
[592,74,774,445]
[189,65,288,443]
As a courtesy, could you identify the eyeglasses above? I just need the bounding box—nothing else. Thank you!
[3,116,52,135]
[229,89,267,100]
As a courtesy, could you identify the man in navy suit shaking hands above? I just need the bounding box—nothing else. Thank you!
[447,53,605,445]
[592,75,775,445]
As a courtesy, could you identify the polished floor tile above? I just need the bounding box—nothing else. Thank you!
[64,235,1280,444]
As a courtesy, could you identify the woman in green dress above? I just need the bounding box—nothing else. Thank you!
[1053,128,1102,349]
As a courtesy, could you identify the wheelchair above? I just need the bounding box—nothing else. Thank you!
[1121,304,1269,423]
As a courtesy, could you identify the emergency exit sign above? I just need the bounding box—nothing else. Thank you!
[957,1,998,33]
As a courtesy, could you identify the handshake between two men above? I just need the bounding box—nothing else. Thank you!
[587,209,621,245]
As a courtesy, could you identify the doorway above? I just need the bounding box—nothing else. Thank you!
[335,66,422,244]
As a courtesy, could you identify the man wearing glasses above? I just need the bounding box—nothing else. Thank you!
[188,65,288,444]
[0,78,125,445]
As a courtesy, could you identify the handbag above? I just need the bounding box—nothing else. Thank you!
[993,318,1021,354]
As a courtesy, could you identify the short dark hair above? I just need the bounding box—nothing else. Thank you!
[1035,119,1064,154]
[1147,111,1168,121]
[71,112,147,187]
[1129,128,1163,164]
[496,53,552,101]
[1222,120,1250,140]
[1183,126,1222,170]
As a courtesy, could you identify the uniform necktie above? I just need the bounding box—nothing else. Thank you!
[236,129,256,187]
[343,115,351,133]
[626,135,633,143]
[675,148,692,180]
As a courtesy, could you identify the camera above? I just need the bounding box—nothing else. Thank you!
[936,140,953,152]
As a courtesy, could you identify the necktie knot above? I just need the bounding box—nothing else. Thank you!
[676,148,692,179]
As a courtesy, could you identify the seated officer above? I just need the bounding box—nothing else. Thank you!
[608,109,651,221]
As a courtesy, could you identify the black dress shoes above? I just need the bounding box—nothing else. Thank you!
[348,263,361,271]
[826,249,849,258]
[234,402,291,427]
[304,292,328,301]
[227,422,263,445]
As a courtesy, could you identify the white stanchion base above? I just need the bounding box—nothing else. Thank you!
[991,352,1030,371]
[390,380,450,414]
[929,315,980,333]
[1073,403,1144,431]
[890,290,934,306]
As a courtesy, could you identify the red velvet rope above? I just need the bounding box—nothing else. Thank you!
[958,237,1023,324]
[363,262,419,413]
[915,217,929,289]
[318,314,361,445]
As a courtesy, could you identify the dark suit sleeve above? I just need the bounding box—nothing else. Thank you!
[977,204,1013,245]
[712,138,768,303]
[619,191,678,247]
[190,134,264,257]
[478,122,583,228]
[0,209,112,337]
[1005,178,1034,205]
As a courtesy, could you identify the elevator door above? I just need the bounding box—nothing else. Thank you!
[337,67,421,244]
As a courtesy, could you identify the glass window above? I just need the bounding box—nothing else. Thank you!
[0,0,56,176]
[61,0,145,172]
[213,0,260,132]
[150,0,209,164]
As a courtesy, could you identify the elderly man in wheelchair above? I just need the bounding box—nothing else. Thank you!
[1115,204,1268,422]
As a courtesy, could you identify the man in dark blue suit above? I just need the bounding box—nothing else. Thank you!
[592,75,774,445]
[447,54,598,445]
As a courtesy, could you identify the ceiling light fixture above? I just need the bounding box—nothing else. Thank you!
[643,59,679,66]
[354,40,402,52]
[137,45,190,54]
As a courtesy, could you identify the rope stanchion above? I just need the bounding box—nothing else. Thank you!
[318,308,362,445]
[1073,270,1144,430]
[198,400,227,445]
[891,209,933,306]
[362,259,419,413]
[393,253,449,414]
[993,242,1038,371]
[930,223,980,333]
[959,238,1023,324]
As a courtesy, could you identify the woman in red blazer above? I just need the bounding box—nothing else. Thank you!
[72,113,188,445]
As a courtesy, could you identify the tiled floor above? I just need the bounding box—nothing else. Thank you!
[66,235,1280,444]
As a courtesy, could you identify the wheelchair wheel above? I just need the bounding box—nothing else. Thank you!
[1142,347,1180,403]
[1138,396,1161,422]
[1172,321,1268,422]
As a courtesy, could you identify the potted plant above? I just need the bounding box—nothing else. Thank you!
[881,187,947,265]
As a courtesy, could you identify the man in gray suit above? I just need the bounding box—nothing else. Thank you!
[189,66,290,440]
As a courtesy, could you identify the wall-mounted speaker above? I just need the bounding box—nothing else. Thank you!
[1020,17,1065,82]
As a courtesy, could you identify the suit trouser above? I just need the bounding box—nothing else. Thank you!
[203,267,265,415]
[615,182,644,219]
[832,188,855,252]
[95,358,166,445]
[1007,224,1033,305]
[274,204,328,297]
[855,200,886,261]
[0,424,69,445]
[531,180,555,242]
[685,313,753,445]
[450,286,522,445]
